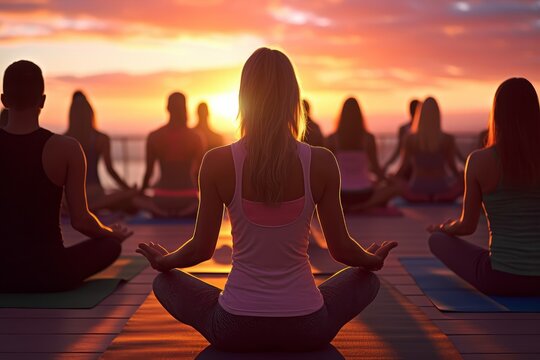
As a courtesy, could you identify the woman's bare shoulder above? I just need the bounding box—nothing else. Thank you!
[200,144,234,174]
[466,147,498,174]
[311,145,339,173]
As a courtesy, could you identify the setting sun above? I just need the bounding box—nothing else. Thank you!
[204,90,240,135]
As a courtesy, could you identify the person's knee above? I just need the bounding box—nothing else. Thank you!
[152,271,172,297]
[348,267,381,301]
[366,272,381,301]
[428,231,451,257]
[101,237,122,263]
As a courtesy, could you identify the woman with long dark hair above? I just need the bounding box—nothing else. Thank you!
[428,78,540,295]
[327,97,399,211]
[137,48,397,352]
[65,91,136,212]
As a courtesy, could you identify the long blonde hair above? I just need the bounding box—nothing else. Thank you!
[239,47,305,203]
[411,97,443,152]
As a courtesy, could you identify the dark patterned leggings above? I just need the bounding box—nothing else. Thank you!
[429,231,540,296]
[153,267,380,352]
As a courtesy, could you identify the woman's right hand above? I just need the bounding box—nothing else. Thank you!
[136,242,171,272]
[109,223,133,243]
[363,241,398,271]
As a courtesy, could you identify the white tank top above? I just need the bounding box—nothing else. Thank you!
[218,139,324,316]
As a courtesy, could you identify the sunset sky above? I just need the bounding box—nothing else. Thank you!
[2,0,540,137]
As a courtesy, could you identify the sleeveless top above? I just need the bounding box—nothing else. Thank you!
[0,128,64,266]
[335,151,372,192]
[218,140,324,317]
[483,150,540,276]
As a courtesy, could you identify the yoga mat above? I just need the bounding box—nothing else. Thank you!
[102,278,460,359]
[401,257,540,312]
[90,256,149,281]
[391,197,461,208]
[126,213,195,225]
[0,256,148,309]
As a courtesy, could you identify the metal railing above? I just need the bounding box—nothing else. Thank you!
[98,133,482,189]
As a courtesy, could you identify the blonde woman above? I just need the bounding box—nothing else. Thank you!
[396,97,462,202]
[137,48,397,352]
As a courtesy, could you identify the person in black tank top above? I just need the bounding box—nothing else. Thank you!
[0,60,132,292]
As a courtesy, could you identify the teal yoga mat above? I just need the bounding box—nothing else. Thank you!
[401,257,540,312]
[0,256,148,309]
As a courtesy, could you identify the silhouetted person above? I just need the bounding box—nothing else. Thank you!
[0,60,131,292]
[383,99,420,173]
[428,78,540,296]
[194,102,223,153]
[137,48,396,352]
[326,97,399,211]
[396,97,463,202]
[134,92,204,217]
[64,90,136,212]
[0,108,7,128]
[302,99,324,146]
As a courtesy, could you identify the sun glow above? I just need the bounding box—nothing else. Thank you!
[204,90,240,135]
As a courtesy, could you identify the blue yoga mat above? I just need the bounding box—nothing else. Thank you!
[400,257,540,312]
[126,213,195,225]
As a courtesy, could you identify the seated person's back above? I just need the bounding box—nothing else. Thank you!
[397,97,462,201]
[151,124,203,190]
[0,60,130,292]
[428,77,540,296]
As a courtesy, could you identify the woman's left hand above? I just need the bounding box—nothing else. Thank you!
[136,242,171,272]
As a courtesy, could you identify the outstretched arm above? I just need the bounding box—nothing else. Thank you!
[366,134,385,182]
[140,134,157,192]
[137,151,223,271]
[395,135,413,179]
[63,137,131,241]
[101,134,130,189]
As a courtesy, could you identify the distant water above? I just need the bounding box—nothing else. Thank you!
[98,133,480,190]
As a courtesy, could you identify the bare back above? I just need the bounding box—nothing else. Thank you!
[145,125,204,190]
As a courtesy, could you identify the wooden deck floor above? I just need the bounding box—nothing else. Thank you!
[1,205,540,359]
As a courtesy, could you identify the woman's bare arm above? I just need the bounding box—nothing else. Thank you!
[100,134,130,189]
[59,137,131,240]
[429,152,482,235]
[366,134,385,181]
[395,135,413,178]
